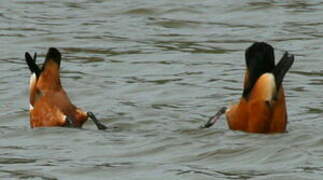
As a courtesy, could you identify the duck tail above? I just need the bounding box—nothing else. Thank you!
[272,52,294,90]
[25,52,41,77]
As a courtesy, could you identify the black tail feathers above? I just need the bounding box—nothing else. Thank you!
[245,42,275,71]
[25,52,41,77]
[243,42,275,98]
[272,52,294,91]
[25,48,61,76]
[243,42,294,98]
[45,47,61,66]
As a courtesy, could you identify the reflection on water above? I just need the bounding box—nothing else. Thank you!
[1,0,323,179]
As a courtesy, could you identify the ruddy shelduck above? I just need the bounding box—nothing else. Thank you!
[25,48,107,130]
[202,42,294,133]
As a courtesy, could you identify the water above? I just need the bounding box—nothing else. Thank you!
[1,0,323,179]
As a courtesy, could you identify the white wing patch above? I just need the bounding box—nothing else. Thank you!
[29,104,34,111]
[267,73,276,101]
[29,73,37,108]
[260,73,276,102]
[29,73,37,92]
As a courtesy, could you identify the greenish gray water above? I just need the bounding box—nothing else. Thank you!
[1,0,323,179]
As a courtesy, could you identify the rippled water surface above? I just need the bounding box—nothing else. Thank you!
[1,0,323,179]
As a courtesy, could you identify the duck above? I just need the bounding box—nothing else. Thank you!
[25,47,107,130]
[202,42,294,133]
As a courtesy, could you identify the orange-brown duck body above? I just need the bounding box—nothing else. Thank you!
[204,42,294,134]
[25,48,107,129]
